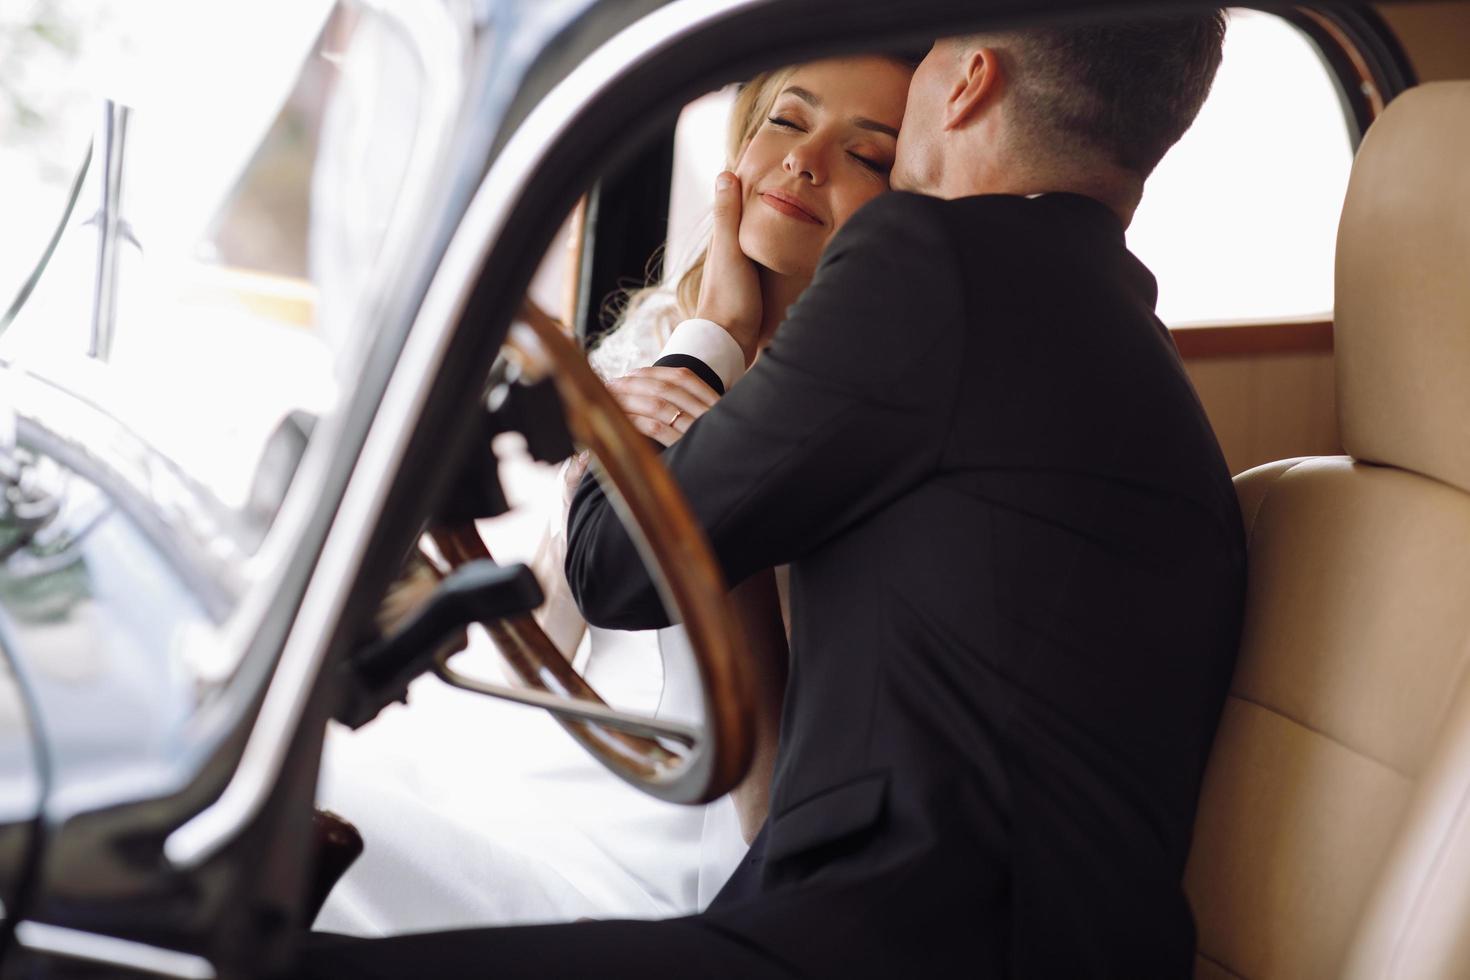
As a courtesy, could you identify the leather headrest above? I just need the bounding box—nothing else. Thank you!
[1336,81,1470,494]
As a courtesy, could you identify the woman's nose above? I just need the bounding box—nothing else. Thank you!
[783,138,827,184]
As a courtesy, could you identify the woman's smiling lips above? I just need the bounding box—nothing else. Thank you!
[759,189,823,225]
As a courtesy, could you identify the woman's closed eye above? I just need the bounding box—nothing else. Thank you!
[848,151,890,175]
[769,116,890,175]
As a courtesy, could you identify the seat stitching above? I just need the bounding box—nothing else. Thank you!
[1197,949,1248,979]
[1226,692,1414,781]
[1241,458,1315,548]
[1233,458,1470,975]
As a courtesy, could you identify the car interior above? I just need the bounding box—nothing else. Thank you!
[0,1,1468,977]
[337,6,1470,975]
[381,7,1470,977]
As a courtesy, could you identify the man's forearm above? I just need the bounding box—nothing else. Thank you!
[565,341,729,629]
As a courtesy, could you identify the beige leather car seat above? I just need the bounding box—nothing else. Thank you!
[1183,80,1470,980]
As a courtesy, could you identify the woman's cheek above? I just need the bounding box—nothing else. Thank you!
[737,213,759,262]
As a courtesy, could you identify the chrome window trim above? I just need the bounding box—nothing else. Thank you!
[164,0,757,869]
[14,921,216,979]
[88,101,131,362]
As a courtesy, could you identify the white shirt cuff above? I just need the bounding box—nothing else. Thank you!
[659,319,746,391]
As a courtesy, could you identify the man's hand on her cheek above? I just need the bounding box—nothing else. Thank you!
[696,171,763,365]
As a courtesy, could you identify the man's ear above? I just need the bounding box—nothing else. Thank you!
[943,46,1002,131]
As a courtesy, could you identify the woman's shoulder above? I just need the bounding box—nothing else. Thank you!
[587,288,682,380]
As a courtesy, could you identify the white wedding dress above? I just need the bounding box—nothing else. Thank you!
[314,292,748,936]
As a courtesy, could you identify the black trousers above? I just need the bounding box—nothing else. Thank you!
[286,829,1008,980]
[293,915,802,979]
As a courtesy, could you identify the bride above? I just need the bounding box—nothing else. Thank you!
[315,51,916,935]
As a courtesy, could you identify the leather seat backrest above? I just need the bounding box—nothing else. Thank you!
[1183,81,1470,980]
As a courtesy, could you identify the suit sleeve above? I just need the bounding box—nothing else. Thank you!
[654,353,724,395]
[566,193,966,629]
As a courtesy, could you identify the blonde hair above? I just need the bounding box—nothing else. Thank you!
[595,67,796,358]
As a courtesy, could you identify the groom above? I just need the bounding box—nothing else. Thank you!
[298,12,1242,978]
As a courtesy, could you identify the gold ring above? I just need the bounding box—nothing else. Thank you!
[669,410,685,427]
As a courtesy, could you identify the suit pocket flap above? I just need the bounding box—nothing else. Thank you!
[765,772,888,864]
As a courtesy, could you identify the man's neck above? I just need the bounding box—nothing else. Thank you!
[926,150,1142,229]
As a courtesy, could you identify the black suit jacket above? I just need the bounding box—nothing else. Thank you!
[566,192,1245,978]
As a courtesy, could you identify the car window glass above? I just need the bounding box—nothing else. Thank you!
[0,0,459,545]
[0,3,100,324]
[1126,9,1354,325]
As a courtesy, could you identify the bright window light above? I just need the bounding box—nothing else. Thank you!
[1129,9,1354,325]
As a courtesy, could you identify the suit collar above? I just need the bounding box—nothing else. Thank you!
[1028,191,1127,243]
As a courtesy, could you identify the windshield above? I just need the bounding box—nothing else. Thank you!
[0,2,98,327]
[0,0,473,545]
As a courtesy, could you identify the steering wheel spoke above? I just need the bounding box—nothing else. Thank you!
[433,648,700,749]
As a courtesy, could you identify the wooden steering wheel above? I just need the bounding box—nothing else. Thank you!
[421,299,755,805]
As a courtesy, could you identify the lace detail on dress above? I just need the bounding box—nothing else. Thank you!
[587,289,681,380]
